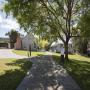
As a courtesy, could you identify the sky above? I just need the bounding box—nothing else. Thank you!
[0,0,26,38]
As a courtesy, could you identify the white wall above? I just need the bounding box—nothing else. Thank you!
[51,44,73,53]
[22,33,37,50]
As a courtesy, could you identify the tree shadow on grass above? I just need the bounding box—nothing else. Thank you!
[64,60,90,90]
[37,54,44,56]
[53,55,90,90]
[0,59,32,90]
[6,58,32,70]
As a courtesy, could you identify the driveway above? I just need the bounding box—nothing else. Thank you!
[0,49,27,59]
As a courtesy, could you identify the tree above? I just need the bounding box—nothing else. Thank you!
[73,37,88,54]
[38,39,49,50]
[3,0,90,60]
[5,29,19,48]
[73,8,90,54]
[78,10,90,38]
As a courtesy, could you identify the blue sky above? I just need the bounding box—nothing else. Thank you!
[0,0,26,38]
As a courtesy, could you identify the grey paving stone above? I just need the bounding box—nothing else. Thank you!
[17,55,81,90]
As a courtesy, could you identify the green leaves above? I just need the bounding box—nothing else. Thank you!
[78,10,90,37]
[3,0,90,43]
[4,0,39,32]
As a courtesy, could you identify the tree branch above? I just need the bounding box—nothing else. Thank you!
[40,0,67,35]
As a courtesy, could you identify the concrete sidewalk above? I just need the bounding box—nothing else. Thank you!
[17,56,81,90]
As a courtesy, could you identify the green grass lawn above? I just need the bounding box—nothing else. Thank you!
[0,58,32,90]
[53,54,90,90]
[12,50,59,57]
[12,50,90,90]
[12,50,46,56]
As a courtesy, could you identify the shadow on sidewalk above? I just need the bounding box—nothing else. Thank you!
[17,55,81,90]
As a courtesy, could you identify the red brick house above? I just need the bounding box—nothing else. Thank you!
[14,36,22,49]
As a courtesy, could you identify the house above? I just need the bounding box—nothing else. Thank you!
[50,39,73,53]
[15,33,38,51]
[14,36,22,50]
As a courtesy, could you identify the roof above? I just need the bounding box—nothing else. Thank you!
[22,32,34,40]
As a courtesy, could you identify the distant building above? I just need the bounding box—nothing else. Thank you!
[14,36,22,50]
[50,39,73,53]
[0,38,10,48]
[15,33,38,51]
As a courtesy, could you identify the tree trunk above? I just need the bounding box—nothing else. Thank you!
[82,39,88,54]
[64,42,69,61]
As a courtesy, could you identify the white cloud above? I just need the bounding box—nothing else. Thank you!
[0,13,27,37]
[0,15,20,30]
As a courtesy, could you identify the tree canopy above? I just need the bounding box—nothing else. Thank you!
[3,0,90,60]
[78,10,90,37]
[73,6,90,54]
[5,29,19,48]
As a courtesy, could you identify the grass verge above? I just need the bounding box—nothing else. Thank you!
[0,58,32,90]
[12,50,59,57]
[12,50,46,56]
